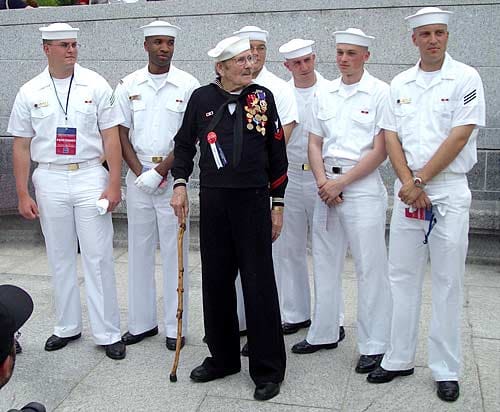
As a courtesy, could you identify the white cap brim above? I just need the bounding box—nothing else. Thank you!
[279,39,315,60]
[208,36,250,62]
[334,29,374,48]
[140,21,180,38]
[405,7,453,29]
[233,26,269,42]
[40,23,79,40]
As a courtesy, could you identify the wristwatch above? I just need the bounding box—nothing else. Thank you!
[413,176,426,189]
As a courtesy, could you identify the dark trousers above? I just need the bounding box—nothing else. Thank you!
[199,187,286,385]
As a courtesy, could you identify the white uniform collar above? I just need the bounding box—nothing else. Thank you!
[403,52,457,84]
[136,64,183,88]
[254,65,270,82]
[328,69,375,95]
[39,63,87,90]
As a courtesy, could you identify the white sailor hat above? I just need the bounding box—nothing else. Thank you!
[208,36,251,62]
[405,7,453,29]
[333,28,374,48]
[140,20,180,38]
[233,26,269,42]
[279,39,315,60]
[39,23,79,40]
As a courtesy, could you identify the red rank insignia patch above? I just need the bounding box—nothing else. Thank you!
[274,128,284,141]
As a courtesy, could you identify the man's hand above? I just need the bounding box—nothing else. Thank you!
[318,179,345,206]
[271,209,283,242]
[170,186,189,224]
[18,193,39,220]
[411,191,432,210]
[398,179,422,205]
[134,168,163,194]
[100,184,121,212]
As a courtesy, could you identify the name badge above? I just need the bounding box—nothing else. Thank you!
[56,127,77,155]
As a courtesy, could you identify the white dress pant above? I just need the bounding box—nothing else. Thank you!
[307,169,390,355]
[32,165,121,345]
[381,174,470,381]
[272,168,314,324]
[126,169,189,338]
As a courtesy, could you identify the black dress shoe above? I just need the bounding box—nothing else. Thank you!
[355,354,384,373]
[166,336,185,351]
[254,382,280,401]
[190,358,240,383]
[44,333,81,351]
[291,339,337,354]
[339,326,345,342]
[121,326,158,345]
[437,381,459,402]
[105,341,126,360]
[367,366,414,383]
[241,342,249,357]
[15,338,22,354]
[282,319,311,335]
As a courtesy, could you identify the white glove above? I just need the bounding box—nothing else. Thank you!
[134,168,163,194]
[95,198,109,215]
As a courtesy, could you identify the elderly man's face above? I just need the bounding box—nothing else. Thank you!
[250,40,267,74]
[218,50,254,91]
[412,24,448,67]
[145,36,175,72]
[336,44,369,79]
[43,38,78,69]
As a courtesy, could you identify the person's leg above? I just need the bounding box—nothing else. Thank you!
[427,178,470,384]
[305,196,347,345]
[379,182,428,373]
[155,181,189,340]
[198,188,241,373]
[73,166,121,345]
[33,168,82,338]
[234,188,286,385]
[125,170,159,336]
[274,168,311,324]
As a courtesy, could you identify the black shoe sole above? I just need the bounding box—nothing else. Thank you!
[122,327,158,345]
[367,369,414,383]
[190,368,240,383]
[106,350,126,360]
[44,333,81,351]
[292,342,338,354]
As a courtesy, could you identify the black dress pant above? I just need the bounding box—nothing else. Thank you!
[199,186,286,385]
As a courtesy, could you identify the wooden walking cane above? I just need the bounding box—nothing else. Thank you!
[169,217,186,382]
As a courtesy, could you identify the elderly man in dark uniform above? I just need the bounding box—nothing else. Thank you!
[170,36,287,401]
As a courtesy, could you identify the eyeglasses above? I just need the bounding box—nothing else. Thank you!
[48,42,80,50]
[232,55,255,66]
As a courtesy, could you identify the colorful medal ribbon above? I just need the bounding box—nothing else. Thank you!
[244,89,268,136]
[207,132,227,169]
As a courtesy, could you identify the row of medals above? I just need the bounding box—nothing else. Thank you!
[245,92,268,136]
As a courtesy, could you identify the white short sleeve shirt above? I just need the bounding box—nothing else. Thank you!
[115,64,200,157]
[8,64,124,164]
[308,70,389,164]
[380,53,486,173]
[287,71,327,164]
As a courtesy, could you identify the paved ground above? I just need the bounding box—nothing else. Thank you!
[0,242,498,411]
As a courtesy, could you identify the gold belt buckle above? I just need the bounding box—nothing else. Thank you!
[302,163,310,171]
[68,163,79,171]
[152,156,163,164]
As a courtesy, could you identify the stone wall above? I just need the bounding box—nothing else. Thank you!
[1,1,499,226]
